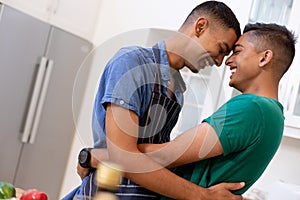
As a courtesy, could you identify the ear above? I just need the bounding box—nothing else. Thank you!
[195,17,208,37]
[258,50,273,67]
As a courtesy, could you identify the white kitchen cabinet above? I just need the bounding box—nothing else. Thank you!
[49,0,101,41]
[0,0,52,21]
[0,0,100,41]
[280,0,300,137]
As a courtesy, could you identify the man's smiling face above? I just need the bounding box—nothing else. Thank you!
[225,32,263,92]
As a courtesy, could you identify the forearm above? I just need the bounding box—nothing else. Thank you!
[106,144,206,199]
[139,123,223,169]
[138,127,199,169]
[125,167,208,200]
[138,143,178,169]
[124,163,244,200]
[88,146,206,199]
[90,148,109,168]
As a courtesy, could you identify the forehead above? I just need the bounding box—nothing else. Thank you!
[233,34,261,59]
[234,33,256,49]
[217,28,238,50]
[236,33,252,45]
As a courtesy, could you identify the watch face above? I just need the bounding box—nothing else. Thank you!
[79,151,88,163]
[78,148,92,168]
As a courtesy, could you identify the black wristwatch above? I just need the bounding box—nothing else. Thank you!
[78,148,93,168]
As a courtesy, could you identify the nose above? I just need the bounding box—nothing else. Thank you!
[225,56,232,66]
[215,54,226,66]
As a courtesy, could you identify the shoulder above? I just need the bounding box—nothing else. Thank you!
[221,94,284,128]
[208,94,281,126]
[103,45,154,76]
[231,94,283,115]
[112,45,152,64]
[211,94,262,118]
[225,94,277,112]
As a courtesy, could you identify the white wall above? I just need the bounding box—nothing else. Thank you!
[60,0,300,198]
[91,0,252,46]
[252,136,300,188]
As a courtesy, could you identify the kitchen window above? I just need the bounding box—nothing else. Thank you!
[249,0,293,25]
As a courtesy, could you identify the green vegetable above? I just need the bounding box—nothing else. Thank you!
[0,182,16,199]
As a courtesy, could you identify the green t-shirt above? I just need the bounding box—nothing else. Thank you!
[161,94,284,199]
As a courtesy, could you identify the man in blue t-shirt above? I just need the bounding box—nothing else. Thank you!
[63,1,245,200]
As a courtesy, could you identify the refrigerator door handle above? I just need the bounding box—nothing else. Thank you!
[29,59,54,144]
[22,57,48,143]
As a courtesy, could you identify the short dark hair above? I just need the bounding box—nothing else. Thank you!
[244,23,297,77]
[182,1,241,38]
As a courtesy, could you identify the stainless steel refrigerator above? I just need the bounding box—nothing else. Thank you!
[0,4,93,199]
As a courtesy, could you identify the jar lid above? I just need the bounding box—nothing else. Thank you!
[96,162,123,191]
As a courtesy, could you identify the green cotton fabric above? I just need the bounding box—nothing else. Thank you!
[161,94,284,199]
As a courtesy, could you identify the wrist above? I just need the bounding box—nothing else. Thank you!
[90,148,100,168]
[185,184,209,200]
[78,148,94,169]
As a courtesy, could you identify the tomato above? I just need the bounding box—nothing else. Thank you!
[20,190,48,200]
[0,182,16,199]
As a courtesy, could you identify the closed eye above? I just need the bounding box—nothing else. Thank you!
[219,47,226,54]
[232,50,240,55]
[219,43,229,55]
[232,44,243,55]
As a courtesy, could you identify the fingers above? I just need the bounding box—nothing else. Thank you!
[224,182,245,191]
[207,182,245,200]
[77,163,90,179]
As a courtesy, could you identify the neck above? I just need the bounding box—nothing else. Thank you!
[242,77,279,100]
[164,33,187,71]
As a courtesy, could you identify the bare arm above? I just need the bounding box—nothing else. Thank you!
[138,122,223,168]
[102,103,243,200]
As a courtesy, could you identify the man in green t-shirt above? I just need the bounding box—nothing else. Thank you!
[138,22,297,198]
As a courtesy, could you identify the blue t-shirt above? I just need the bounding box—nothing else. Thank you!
[92,41,185,148]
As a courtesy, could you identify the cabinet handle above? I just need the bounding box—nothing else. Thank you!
[29,59,54,144]
[22,57,48,143]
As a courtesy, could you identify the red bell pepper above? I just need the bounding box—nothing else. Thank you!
[20,189,48,200]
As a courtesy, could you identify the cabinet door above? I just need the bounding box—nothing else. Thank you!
[1,0,100,41]
[280,1,300,134]
[0,0,52,22]
[282,2,300,131]
[285,79,300,128]
[291,83,300,118]
[13,27,92,200]
[0,5,50,183]
[49,0,101,41]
